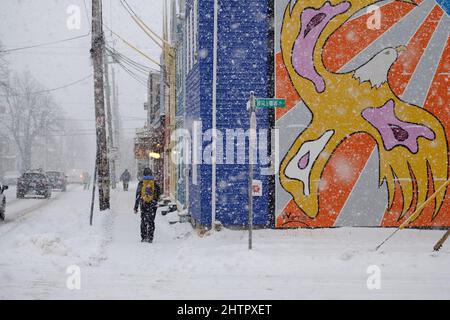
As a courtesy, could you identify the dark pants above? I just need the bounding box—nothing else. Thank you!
[141,207,156,241]
[123,181,129,191]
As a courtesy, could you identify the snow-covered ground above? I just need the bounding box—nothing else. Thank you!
[0,184,449,299]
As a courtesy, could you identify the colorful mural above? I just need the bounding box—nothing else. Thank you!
[275,0,450,228]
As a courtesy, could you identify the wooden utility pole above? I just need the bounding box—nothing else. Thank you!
[111,68,121,164]
[91,0,110,210]
[104,49,117,189]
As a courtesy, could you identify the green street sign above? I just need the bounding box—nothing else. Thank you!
[255,98,286,108]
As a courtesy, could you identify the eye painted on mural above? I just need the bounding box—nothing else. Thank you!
[303,13,326,37]
[279,0,449,226]
[361,100,435,154]
[291,1,351,93]
[285,130,334,196]
[298,151,311,170]
[389,124,409,142]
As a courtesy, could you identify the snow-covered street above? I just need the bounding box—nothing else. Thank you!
[0,184,449,300]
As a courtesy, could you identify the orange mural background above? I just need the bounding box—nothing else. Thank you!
[275,0,450,228]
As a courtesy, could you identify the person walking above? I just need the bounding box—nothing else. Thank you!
[134,168,161,243]
[120,169,131,191]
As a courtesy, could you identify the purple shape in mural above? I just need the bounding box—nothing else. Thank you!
[292,1,351,93]
[362,99,435,154]
[298,151,311,170]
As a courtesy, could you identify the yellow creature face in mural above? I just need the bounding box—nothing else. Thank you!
[279,0,448,221]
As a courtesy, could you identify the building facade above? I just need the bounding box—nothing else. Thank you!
[173,0,450,229]
[180,0,274,228]
[134,71,164,183]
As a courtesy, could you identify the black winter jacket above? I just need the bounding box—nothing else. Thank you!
[134,178,161,212]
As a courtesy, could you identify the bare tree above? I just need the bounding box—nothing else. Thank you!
[0,42,8,89]
[0,42,9,176]
[2,72,62,171]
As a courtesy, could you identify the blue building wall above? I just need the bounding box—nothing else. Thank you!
[185,0,272,228]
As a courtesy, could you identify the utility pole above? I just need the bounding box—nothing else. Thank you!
[91,0,110,211]
[104,48,117,189]
[112,67,121,170]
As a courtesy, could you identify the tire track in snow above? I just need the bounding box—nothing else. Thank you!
[0,185,79,239]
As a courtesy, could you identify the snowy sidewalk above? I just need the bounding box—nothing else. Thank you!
[1,183,449,299]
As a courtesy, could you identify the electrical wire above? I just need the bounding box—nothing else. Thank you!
[83,0,91,28]
[0,74,92,97]
[113,53,148,81]
[105,46,153,76]
[119,0,164,49]
[106,45,159,73]
[114,59,148,87]
[120,0,168,46]
[0,33,91,54]
[102,23,162,67]
[105,47,152,84]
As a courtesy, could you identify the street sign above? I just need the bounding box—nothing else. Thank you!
[255,98,286,109]
[252,180,262,197]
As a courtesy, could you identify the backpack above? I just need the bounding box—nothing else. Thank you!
[141,179,156,204]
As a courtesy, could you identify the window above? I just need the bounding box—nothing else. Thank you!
[193,0,198,63]
[186,12,191,72]
[190,8,194,67]
[186,1,198,73]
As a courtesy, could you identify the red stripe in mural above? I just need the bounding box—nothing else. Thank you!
[325,5,442,228]
[323,0,416,72]
[276,133,376,228]
[275,0,414,121]
[381,5,445,227]
[276,2,440,228]
[388,5,444,96]
[275,53,301,120]
[409,37,450,227]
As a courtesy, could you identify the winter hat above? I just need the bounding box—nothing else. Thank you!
[143,168,153,176]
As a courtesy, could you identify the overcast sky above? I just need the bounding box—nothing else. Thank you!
[0,0,164,167]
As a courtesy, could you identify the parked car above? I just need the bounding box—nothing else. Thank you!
[0,184,9,221]
[46,171,67,191]
[17,171,52,199]
[2,171,21,185]
[65,169,85,184]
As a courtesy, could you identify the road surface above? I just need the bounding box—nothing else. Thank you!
[0,184,449,299]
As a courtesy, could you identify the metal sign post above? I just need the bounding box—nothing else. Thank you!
[246,94,285,250]
[248,92,257,250]
[90,156,98,226]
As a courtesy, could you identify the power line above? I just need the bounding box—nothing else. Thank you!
[106,45,159,73]
[120,0,169,46]
[113,55,148,86]
[102,23,162,67]
[58,118,146,122]
[115,59,148,87]
[105,46,152,76]
[104,46,151,86]
[0,33,91,54]
[0,74,92,97]
[120,0,164,49]
[83,0,91,28]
